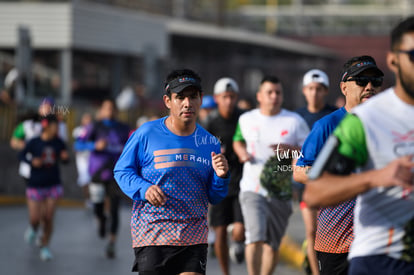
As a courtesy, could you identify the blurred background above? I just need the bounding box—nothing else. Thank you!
[0,0,412,199]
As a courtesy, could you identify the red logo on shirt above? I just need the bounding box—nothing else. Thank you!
[392,130,414,142]
[281,130,288,137]
[392,130,414,156]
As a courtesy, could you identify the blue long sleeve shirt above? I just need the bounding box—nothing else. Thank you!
[114,117,229,247]
[296,107,355,253]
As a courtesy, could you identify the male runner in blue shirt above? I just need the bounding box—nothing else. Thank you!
[114,69,229,275]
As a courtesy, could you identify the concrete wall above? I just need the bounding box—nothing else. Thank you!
[0,2,168,57]
[72,2,168,57]
[0,3,71,48]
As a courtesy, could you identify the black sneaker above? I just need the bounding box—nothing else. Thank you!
[106,242,115,259]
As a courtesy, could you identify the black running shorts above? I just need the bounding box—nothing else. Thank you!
[132,244,208,275]
[317,251,349,275]
[209,195,244,227]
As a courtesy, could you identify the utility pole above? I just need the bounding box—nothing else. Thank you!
[15,26,33,107]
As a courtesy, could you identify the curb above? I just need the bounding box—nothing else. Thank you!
[0,195,85,208]
[280,235,305,269]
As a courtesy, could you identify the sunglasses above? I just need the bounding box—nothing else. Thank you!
[344,76,383,87]
[396,49,414,62]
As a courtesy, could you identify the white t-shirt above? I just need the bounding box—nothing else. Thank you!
[349,88,414,261]
[236,108,309,196]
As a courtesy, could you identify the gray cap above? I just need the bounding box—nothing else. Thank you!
[303,69,329,88]
[214,77,239,95]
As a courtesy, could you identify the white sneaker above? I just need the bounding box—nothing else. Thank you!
[40,247,53,261]
[229,242,245,264]
[226,224,234,236]
[24,227,37,245]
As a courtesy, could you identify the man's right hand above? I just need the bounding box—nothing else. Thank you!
[145,185,167,206]
[239,153,253,163]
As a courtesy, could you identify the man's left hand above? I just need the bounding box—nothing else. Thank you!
[211,152,229,178]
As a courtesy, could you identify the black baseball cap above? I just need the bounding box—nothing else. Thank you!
[341,60,384,82]
[164,76,202,94]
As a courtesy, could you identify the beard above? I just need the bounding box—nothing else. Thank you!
[398,65,414,100]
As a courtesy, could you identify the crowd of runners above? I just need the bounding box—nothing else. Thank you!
[7,16,414,275]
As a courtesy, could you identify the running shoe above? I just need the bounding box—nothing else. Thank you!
[40,247,53,261]
[229,242,244,264]
[24,227,37,245]
[36,236,43,247]
[106,242,115,259]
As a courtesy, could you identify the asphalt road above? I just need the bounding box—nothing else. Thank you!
[1,203,306,275]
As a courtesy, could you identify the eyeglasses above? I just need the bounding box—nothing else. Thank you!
[344,76,383,87]
[396,49,414,62]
